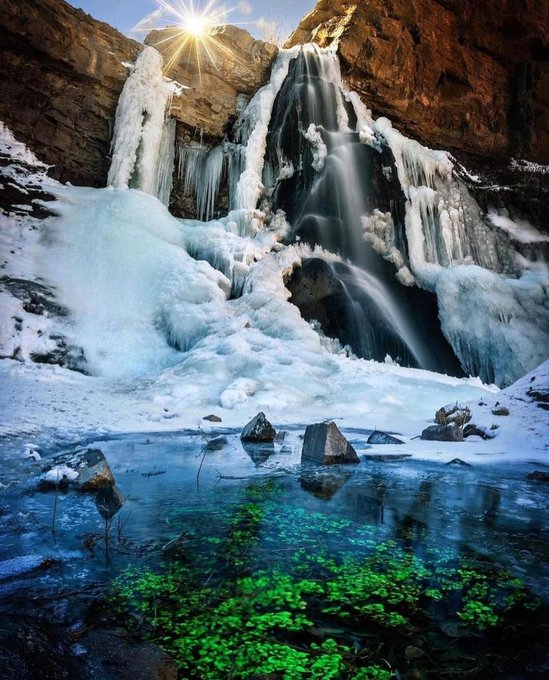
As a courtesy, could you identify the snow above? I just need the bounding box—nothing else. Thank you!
[487,212,549,245]
[42,464,79,483]
[303,124,327,171]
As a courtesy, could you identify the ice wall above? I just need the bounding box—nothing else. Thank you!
[107,46,179,205]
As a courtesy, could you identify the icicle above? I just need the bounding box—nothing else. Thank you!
[197,145,225,221]
[108,46,179,201]
[154,118,176,206]
[177,143,208,196]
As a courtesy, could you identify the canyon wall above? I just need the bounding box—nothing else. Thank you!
[0,0,277,186]
[287,0,549,163]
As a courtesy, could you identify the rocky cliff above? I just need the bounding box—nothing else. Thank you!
[0,0,277,187]
[287,0,549,164]
[0,0,141,186]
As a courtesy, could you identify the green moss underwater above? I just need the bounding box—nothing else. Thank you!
[110,480,543,679]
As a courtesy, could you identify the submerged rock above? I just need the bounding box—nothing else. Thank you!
[367,430,404,445]
[95,485,125,519]
[421,424,463,442]
[446,458,472,467]
[302,422,359,465]
[241,412,276,442]
[527,470,549,482]
[206,435,227,451]
[362,453,412,462]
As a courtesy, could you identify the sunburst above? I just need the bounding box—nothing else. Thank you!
[134,0,250,82]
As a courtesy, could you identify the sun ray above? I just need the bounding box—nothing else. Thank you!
[138,0,255,83]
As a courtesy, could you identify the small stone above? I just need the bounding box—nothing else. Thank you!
[421,424,463,442]
[203,414,222,422]
[446,458,471,467]
[405,645,425,660]
[302,422,359,465]
[241,412,276,442]
[491,406,510,416]
[367,430,404,445]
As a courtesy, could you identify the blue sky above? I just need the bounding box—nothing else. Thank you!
[67,0,316,41]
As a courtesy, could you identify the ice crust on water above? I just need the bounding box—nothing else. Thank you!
[107,46,179,205]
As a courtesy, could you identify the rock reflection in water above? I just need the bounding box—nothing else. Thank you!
[300,465,355,500]
[241,441,274,466]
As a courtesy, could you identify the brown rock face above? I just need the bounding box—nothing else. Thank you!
[0,0,141,185]
[146,25,278,139]
[287,0,549,163]
[0,0,277,187]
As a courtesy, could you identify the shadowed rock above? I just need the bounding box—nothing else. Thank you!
[367,430,404,445]
[241,412,276,442]
[421,424,463,442]
[302,422,359,464]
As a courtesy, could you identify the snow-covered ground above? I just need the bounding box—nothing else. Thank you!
[0,122,547,466]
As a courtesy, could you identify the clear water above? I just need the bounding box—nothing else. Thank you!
[0,431,548,677]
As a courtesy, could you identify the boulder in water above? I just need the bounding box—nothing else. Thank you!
[421,424,463,442]
[302,422,359,465]
[367,430,404,445]
[240,412,276,442]
[40,448,115,492]
[446,458,472,467]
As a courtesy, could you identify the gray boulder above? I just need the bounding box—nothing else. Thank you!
[302,422,359,465]
[241,412,276,442]
[367,430,404,445]
[421,424,463,442]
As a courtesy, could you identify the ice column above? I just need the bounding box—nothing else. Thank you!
[108,46,178,204]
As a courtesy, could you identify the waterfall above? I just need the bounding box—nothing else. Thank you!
[228,43,548,384]
[108,46,179,205]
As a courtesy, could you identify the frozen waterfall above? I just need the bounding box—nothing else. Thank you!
[101,42,548,387]
[107,46,179,206]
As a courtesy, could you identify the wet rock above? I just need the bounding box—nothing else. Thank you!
[405,645,425,660]
[0,616,76,679]
[367,430,404,445]
[203,414,222,422]
[0,555,57,582]
[527,470,549,482]
[446,458,472,467]
[241,412,276,442]
[421,424,463,442]
[463,423,496,440]
[81,628,178,680]
[40,448,115,492]
[302,422,359,465]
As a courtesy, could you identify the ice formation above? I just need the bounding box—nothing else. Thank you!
[107,46,179,205]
